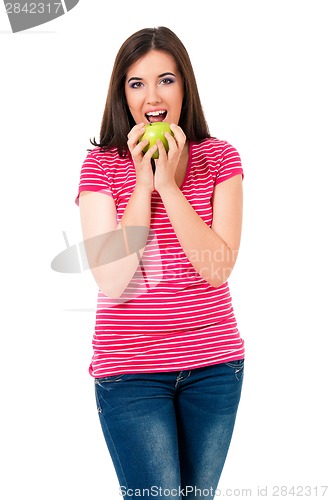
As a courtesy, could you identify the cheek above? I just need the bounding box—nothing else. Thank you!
[125,94,133,111]
[172,93,184,118]
[126,97,144,119]
[172,86,184,107]
[125,89,138,109]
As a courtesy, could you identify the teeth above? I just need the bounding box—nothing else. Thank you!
[146,110,166,116]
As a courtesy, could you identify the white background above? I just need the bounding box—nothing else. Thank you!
[1,1,328,498]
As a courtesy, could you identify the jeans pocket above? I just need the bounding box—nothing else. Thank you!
[95,374,126,385]
[94,374,126,413]
[224,358,244,381]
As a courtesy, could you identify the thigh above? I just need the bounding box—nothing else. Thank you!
[175,360,244,499]
[95,372,181,499]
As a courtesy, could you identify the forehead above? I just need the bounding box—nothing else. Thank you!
[126,50,179,78]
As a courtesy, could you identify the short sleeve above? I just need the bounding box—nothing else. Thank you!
[215,142,244,185]
[75,150,113,205]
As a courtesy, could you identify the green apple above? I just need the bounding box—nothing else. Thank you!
[139,122,173,159]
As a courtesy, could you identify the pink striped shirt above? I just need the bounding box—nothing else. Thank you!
[76,138,245,377]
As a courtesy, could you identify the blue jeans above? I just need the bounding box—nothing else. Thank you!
[94,360,244,500]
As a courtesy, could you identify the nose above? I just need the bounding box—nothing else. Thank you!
[146,84,161,105]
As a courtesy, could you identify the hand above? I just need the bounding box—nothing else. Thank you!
[154,123,186,194]
[127,122,157,194]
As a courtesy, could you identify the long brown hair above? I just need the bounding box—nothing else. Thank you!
[90,27,210,156]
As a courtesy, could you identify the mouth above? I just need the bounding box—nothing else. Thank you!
[145,110,167,123]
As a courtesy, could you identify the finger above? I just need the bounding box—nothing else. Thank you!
[127,123,146,151]
[128,133,147,156]
[127,122,145,141]
[169,123,186,147]
[130,139,149,159]
[169,122,185,136]
[156,139,167,158]
[143,143,158,161]
[165,132,178,150]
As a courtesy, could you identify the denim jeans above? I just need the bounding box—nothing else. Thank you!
[94,360,244,500]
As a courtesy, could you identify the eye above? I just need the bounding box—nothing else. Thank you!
[159,77,175,85]
[129,81,144,89]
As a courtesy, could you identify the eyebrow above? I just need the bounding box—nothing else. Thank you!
[127,72,176,83]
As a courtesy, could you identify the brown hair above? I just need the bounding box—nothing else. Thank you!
[90,26,210,156]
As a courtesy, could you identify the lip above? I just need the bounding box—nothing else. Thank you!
[145,109,168,123]
[145,108,167,114]
[145,108,168,116]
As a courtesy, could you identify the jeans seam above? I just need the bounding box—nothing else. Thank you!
[234,367,243,381]
[95,374,126,384]
[95,383,102,413]
[174,370,191,389]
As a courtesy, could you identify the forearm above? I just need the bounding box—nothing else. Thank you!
[159,185,237,287]
[88,188,152,298]
[119,186,152,229]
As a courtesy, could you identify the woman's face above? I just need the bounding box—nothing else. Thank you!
[125,50,184,126]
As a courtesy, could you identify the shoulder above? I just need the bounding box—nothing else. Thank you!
[77,147,132,204]
[81,148,133,181]
[191,138,243,184]
[192,137,240,159]
[84,147,130,166]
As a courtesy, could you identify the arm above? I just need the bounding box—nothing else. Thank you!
[79,123,157,299]
[158,175,243,287]
[79,187,152,298]
[154,126,243,287]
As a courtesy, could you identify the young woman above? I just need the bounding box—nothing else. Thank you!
[76,26,245,500]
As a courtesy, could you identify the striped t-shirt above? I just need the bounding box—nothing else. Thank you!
[76,137,245,377]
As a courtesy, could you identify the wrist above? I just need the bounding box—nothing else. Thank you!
[133,184,153,198]
[157,182,180,200]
